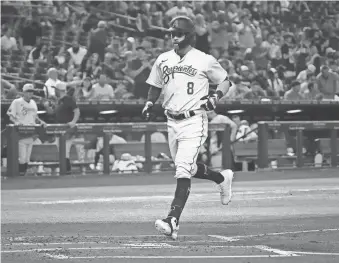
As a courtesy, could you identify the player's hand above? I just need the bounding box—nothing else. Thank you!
[40,120,47,127]
[142,101,153,121]
[200,91,220,111]
[67,121,76,128]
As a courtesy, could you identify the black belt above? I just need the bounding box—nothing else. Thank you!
[166,110,196,120]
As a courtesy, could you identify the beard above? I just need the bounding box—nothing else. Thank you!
[72,47,80,53]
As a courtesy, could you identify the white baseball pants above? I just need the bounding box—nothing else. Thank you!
[18,137,34,164]
[167,111,208,179]
[55,137,74,158]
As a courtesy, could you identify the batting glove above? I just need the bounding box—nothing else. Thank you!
[200,91,221,111]
[142,101,154,121]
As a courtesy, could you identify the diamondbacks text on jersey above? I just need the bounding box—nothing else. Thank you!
[146,48,227,113]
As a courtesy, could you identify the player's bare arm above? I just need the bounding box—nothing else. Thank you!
[35,116,46,126]
[69,108,80,127]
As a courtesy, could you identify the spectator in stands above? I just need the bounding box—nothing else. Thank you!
[54,2,70,28]
[246,36,269,70]
[1,78,17,99]
[243,81,267,99]
[316,65,339,100]
[209,11,230,55]
[88,21,108,61]
[81,53,102,80]
[226,75,251,99]
[281,33,297,74]
[119,37,136,57]
[105,36,120,57]
[68,11,82,34]
[300,76,321,100]
[92,74,115,100]
[75,77,95,100]
[1,28,18,51]
[195,14,209,54]
[297,64,316,83]
[18,16,42,52]
[284,80,303,100]
[44,68,61,99]
[234,13,257,50]
[239,65,253,86]
[306,45,321,75]
[124,46,152,99]
[165,1,194,20]
[267,68,284,97]
[262,32,281,66]
[27,44,47,65]
[227,3,241,24]
[68,41,88,69]
[150,3,165,27]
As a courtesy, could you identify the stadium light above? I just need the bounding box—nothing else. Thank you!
[37,110,46,115]
[227,110,244,114]
[286,109,302,114]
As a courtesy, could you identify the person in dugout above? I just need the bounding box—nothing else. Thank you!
[45,82,80,173]
[6,84,46,176]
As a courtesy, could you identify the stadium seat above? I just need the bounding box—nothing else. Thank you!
[233,139,295,171]
[30,144,84,166]
[113,142,171,160]
[319,138,339,155]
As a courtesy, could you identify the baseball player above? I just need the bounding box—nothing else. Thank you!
[7,83,46,176]
[142,16,234,240]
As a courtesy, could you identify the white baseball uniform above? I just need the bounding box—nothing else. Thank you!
[7,97,38,164]
[146,48,227,178]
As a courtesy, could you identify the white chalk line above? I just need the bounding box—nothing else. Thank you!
[58,255,289,259]
[43,253,69,259]
[254,245,299,257]
[3,234,203,242]
[1,245,255,253]
[24,187,339,205]
[286,251,339,256]
[208,228,339,241]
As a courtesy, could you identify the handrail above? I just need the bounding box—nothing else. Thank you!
[92,6,167,31]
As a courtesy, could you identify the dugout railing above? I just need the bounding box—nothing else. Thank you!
[257,121,339,169]
[5,123,233,177]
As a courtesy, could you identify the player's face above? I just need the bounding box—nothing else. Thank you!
[23,91,33,101]
[171,31,185,46]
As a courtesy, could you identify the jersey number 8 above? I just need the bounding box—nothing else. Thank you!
[187,82,194,95]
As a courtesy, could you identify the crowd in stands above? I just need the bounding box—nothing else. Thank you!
[1,0,339,102]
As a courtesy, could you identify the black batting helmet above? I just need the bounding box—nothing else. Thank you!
[168,16,195,48]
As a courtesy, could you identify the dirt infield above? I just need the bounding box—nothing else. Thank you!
[2,170,339,263]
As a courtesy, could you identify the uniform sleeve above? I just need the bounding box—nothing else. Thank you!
[7,99,18,118]
[206,55,228,85]
[146,57,163,89]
